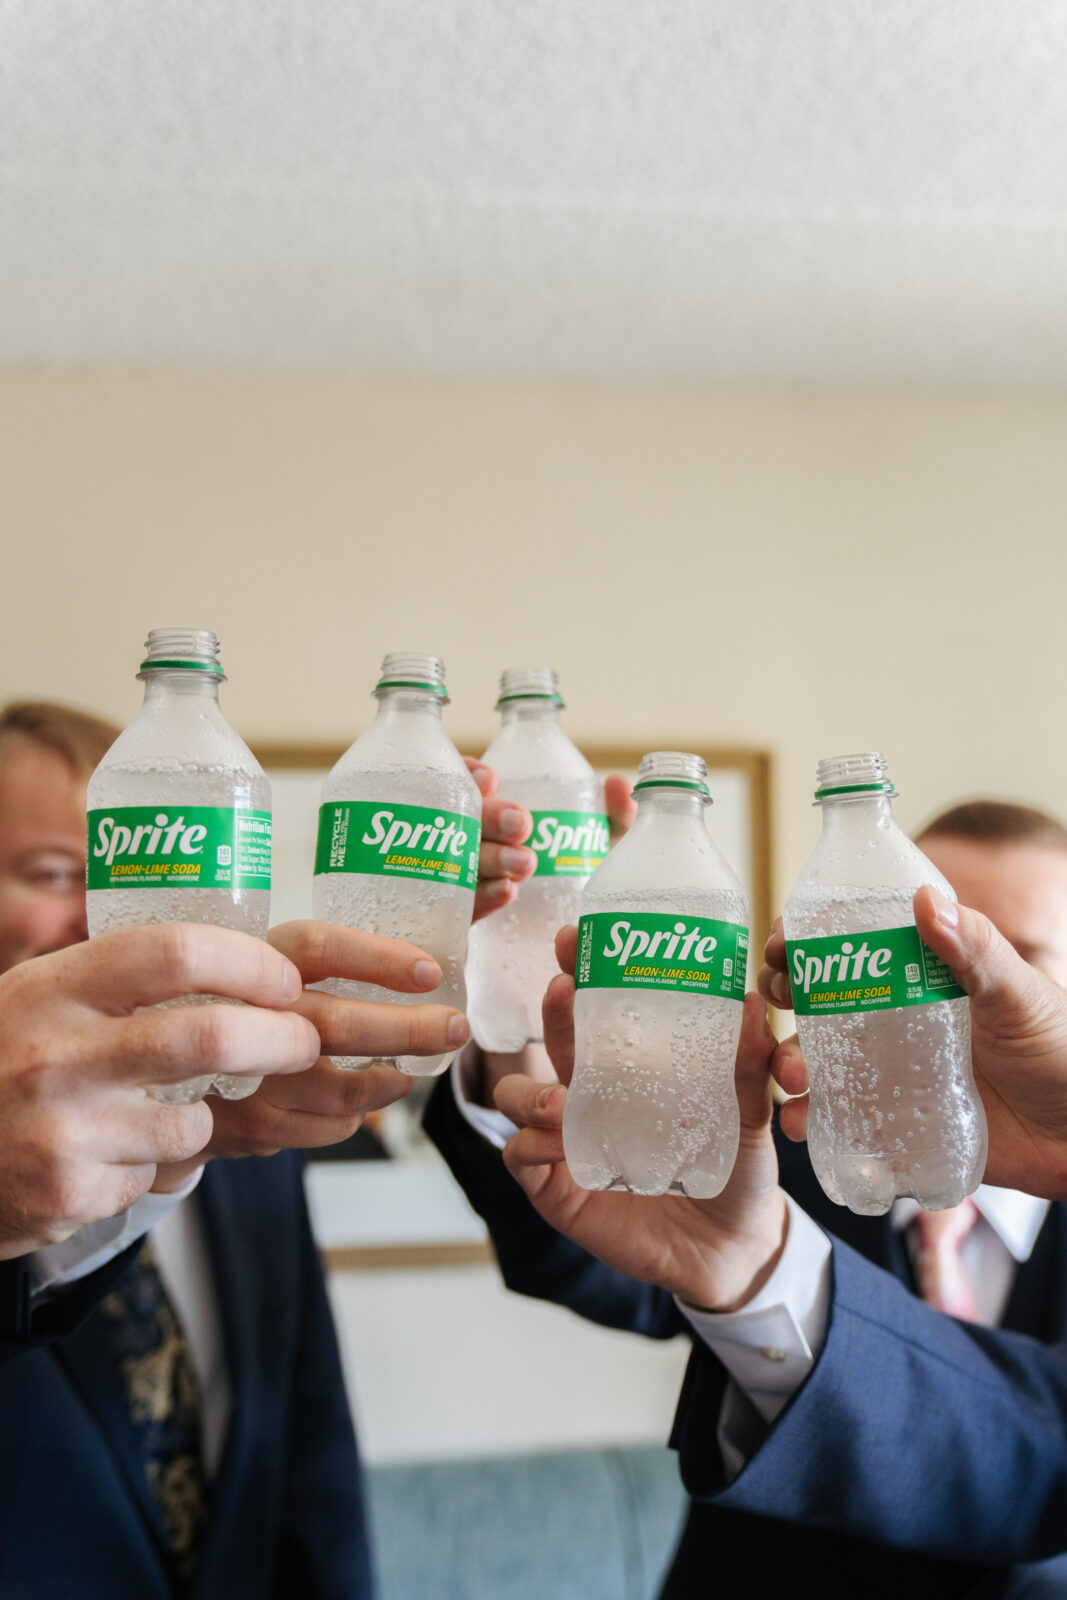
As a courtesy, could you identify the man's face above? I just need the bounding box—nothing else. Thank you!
[920,833,1067,990]
[0,744,88,974]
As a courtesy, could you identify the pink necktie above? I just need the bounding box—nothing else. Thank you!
[913,1200,981,1321]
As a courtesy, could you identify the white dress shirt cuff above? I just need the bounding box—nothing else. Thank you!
[28,1166,205,1295]
[676,1193,833,1424]
[450,1045,519,1151]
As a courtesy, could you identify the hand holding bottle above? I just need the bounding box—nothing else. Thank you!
[762,888,1067,1200]
[463,757,536,921]
[155,922,472,1177]
[158,762,546,1169]
[86,628,273,1106]
[0,925,319,1255]
[493,925,787,1310]
[466,762,636,928]
[780,753,985,1214]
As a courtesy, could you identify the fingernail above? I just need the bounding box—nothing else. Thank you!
[930,888,959,929]
[414,959,442,989]
[499,808,529,840]
[501,846,534,876]
[448,1014,470,1047]
[771,975,792,1008]
[282,964,303,1001]
[536,1085,559,1109]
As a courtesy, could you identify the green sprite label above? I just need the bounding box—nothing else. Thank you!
[576,912,748,997]
[87,807,271,891]
[314,801,480,891]
[526,810,610,877]
[786,925,967,1016]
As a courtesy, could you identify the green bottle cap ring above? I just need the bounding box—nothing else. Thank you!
[374,678,449,699]
[632,777,712,799]
[138,658,225,676]
[814,780,895,800]
[495,692,565,707]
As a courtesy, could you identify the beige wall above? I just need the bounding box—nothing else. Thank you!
[3,368,1065,901]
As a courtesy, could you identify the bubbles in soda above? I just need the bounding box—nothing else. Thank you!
[311,659,481,1078]
[567,887,747,1197]
[786,884,984,1214]
[467,671,606,1054]
[562,753,750,1199]
[782,753,987,1215]
[86,629,272,1105]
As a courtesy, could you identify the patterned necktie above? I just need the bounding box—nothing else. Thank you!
[913,1199,981,1321]
[100,1236,207,1581]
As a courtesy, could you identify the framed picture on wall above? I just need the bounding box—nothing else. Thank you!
[255,741,773,941]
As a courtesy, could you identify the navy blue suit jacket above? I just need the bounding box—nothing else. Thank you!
[0,1152,372,1600]
[425,1075,1067,1596]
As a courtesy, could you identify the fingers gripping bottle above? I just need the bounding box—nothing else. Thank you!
[783,753,987,1215]
[466,668,609,1052]
[311,653,481,1076]
[86,629,272,1105]
[563,752,750,1198]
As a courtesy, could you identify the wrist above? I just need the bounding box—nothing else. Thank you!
[681,1190,790,1313]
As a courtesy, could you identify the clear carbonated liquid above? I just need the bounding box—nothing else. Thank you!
[565,886,747,1198]
[86,760,270,1104]
[467,773,601,1053]
[312,762,478,1077]
[786,885,986,1214]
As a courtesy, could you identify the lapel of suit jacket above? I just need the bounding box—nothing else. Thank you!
[50,1283,172,1562]
[191,1163,262,1564]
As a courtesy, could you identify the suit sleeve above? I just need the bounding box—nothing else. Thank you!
[423,1072,686,1340]
[0,1241,143,1365]
[670,1237,1067,1564]
[273,1160,375,1600]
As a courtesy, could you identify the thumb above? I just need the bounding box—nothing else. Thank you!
[542,972,576,1087]
[915,886,1051,1031]
[734,991,776,1131]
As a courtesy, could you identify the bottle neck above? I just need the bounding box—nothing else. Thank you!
[141,670,221,705]
[374,688,446,724]
[634,787,709,826]
[499,698,561,728]
[818,793,896,834]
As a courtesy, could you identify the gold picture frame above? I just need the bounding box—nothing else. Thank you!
[252,741,774,946]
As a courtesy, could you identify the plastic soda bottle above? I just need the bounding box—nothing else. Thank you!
[466,668,609,1052]
[562,752,750,1197]
[783,752,987,1215]
[86,628,272,1104]
[311,652,481,1076]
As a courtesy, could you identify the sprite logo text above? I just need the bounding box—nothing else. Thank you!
[314,801,480,891]
[785,925,966,1016]
[87,807,271,891]
[577,912,748,997]
[526,810,610,877]
[96,813,209,864]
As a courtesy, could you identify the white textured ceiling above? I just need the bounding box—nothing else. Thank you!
[2,2,1067,385]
